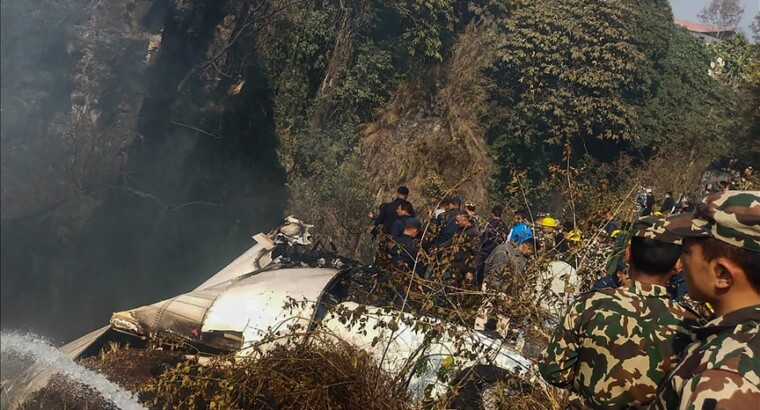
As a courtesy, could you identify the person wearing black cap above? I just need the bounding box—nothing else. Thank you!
[372,186,415,235]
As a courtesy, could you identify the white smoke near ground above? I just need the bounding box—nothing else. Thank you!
[0,331,146,410]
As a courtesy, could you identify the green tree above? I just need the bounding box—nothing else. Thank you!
[492,0,644,145]
[481,0,742,206]
[482,0,648,203]
[708,33,760,162]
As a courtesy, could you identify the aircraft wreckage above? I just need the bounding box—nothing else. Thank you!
[4,217,574,408]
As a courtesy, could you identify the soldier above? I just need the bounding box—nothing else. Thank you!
[577,230,615,291]
[649,191,760,409]
[539,216,699,409]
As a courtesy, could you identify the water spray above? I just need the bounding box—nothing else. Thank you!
[0,331,146,410]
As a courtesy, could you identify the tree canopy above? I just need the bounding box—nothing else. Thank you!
[249,0,753,232]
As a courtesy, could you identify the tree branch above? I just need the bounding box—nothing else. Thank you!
[169,120,222,139]
[169,201,223,212]
[176,0,307,92]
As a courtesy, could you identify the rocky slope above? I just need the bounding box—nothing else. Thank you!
[1,0,288,341]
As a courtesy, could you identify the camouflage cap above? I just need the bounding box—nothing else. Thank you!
[664,191,760,252]
[633,216,683,245]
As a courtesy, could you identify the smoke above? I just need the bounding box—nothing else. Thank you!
[0,0,288,343]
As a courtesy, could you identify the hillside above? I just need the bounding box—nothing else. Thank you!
[1,0,758,351]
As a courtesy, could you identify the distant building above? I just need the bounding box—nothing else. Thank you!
[674,19,736,43]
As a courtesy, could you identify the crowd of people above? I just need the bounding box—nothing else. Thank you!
[369,187,550,296]
[368,185,662,297]
[541,190,760,409]
[368,185,759,409]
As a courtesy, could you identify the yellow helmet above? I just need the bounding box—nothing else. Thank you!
[653,211,663,216]
[541,217,558,227]
[565,229,582,242]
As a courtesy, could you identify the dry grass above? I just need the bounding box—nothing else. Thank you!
[144,338,412,410]
[362,20,501,212]
[17,347,183,410]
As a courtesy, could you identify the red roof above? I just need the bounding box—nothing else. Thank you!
[674,19,731,34]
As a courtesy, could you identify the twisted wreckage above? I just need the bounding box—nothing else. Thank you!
[4,217,546,408]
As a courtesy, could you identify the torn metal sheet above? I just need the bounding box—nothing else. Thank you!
[110,268,341,353]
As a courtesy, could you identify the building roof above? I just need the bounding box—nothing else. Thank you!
[674,19,733,35]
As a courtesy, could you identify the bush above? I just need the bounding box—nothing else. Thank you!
[144,337,412,410]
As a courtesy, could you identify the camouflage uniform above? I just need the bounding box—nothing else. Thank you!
[661,190,760,253]
[629,217,716,321]
[539,215,701,409]
[539,281,699,409]
[576,238,613,291]
[648,191,760,409]
[648,305,760,409]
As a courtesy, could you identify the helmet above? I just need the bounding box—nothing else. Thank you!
[565,229,582,242]
[653,211,663,216]
[541,217,558,227]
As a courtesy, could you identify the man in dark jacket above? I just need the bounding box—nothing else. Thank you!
[390,201,414,238]
[474,205,510,285]
[603,211,620,235]
[438,209,478,248]
[435,196,463,245]
[447,212,481,285]
[457,212,481,242]
[390,217,424,275]
[642,188,655,216]
[481,205,509,250]
[388,218,424,307]
[660,192,675,215]
[373,186,415,235]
